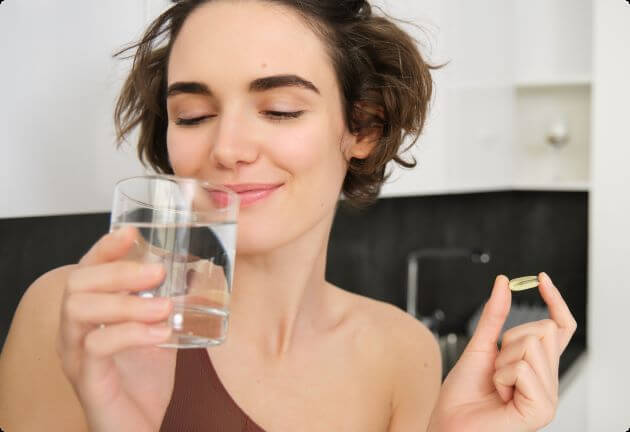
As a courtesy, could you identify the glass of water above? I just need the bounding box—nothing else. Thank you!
[110,175,239,348]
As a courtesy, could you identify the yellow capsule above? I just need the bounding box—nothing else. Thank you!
[509,276,539,291]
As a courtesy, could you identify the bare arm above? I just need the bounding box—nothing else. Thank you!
[0,266,89,432]
[387,316,442,432]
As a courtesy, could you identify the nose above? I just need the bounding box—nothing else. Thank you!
[210,113,259,170]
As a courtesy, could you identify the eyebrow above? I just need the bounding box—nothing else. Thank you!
[166,74,320,98]
[167,81,212,98]
[249,74,320,94]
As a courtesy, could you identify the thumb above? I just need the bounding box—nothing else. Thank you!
[466,275,511,353]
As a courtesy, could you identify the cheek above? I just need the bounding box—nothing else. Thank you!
[269,115,347,184]
[166,127,205,176]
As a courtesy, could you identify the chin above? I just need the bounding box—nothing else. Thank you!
[234,211,321,255]
[232,184,340,256]
[234,221,287,256]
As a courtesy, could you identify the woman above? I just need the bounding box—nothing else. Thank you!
[0,1,577,431]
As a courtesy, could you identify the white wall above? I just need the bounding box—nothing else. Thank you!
[541,355,588,432]
[0,1,147,218]
[375,0,451,197]
[587,0,630,429]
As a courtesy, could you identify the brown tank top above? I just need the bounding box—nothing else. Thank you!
[160,348,266,432]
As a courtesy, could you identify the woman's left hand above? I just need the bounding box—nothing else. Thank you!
[428,273,577,432]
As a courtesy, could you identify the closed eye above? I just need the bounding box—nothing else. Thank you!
[174,111,304,126]
[263,110,305,120]
[174,115,216,126]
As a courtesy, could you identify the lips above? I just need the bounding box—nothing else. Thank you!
[209,183,283,208]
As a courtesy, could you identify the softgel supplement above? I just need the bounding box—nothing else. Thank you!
[509,276,539,291]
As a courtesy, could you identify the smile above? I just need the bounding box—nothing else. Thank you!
[209,183,283,208]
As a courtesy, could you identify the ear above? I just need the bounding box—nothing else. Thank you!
[346,131,379,160]
[345,102,383,160]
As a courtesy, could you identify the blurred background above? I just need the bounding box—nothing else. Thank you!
[1,1,628,430]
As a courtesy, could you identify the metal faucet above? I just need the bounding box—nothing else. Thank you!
[406,248,491,334]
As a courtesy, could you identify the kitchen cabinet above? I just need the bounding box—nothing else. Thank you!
[513,0,592,85]
[511,0,592,190]
[379,0,592,198]
[512,83,590,189]
[380,0,514,197]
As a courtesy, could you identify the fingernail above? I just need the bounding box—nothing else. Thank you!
[148,325,171,338]
[494,274,507,288]
[487,275,504,300]
[491,276,500,295]
[541,272,555,287]
[114,226,128,238]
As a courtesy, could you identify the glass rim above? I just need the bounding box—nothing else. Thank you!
[114,174,239,214]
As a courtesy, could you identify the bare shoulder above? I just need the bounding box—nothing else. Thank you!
[1,264,75,352]
[332,287,442,431]
[0,265,88,431]
[332,286,439,359]
[15,264,75,307]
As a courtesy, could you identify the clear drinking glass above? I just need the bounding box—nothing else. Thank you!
[110,175,239,348]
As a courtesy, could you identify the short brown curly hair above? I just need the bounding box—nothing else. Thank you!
[114,0,438,207]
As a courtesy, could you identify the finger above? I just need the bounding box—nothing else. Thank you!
[83,321,173,358]
[495,335,556,402]
[538,272,578,352]
[495,361,556,429]
[80,321,173,392]
[63,292,173,327]
[465,275,511,353]
[59,294,172,365]
[502,319,560,375]
[67,261,165,294]
[79,226,138,266]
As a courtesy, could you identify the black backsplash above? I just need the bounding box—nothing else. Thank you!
[327,191,587,343]
[1,191,587,349]
[0,213,112,349]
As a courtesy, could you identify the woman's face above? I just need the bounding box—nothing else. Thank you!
[166,0,360,254]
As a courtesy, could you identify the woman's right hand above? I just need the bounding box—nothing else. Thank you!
[56,226,177,432]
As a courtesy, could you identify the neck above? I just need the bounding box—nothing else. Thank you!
[227,210,337,359]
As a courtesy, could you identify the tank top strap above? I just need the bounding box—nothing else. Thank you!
[160,348,266,432]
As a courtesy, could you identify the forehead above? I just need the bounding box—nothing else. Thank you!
[167,1,335,90]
